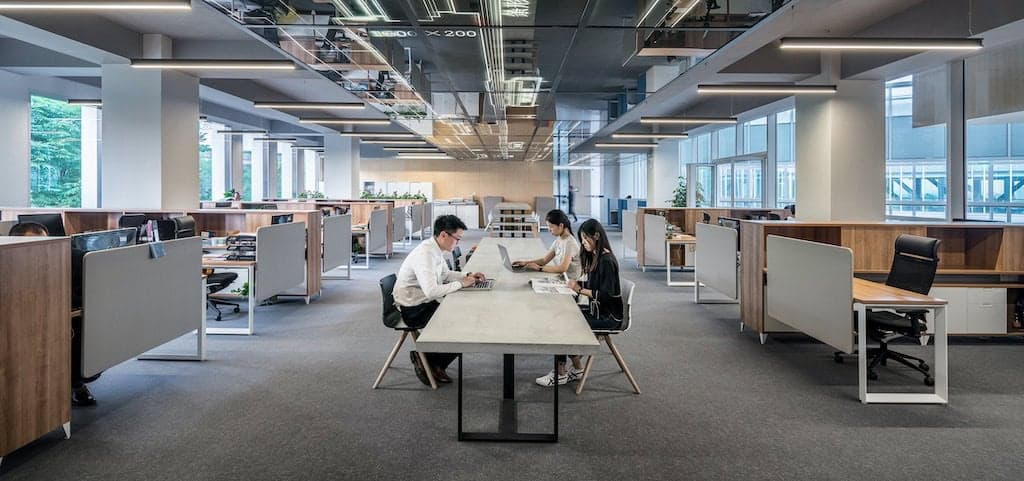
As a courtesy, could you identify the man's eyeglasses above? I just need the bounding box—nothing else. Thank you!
[445,231,462,243]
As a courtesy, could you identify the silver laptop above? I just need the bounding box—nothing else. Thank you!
[498,244,529,272]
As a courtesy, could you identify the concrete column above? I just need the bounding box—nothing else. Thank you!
[264,142,278,199]
[0,70,30,207]
[210,128,227,199]
[100,64,199,209]
[323,136,360,198]
[248,135,264,201]
[230,134,244,194]
[80,106,100,208]
[795,79,886,221]
[649,139,681,207]
[280,143,294,199]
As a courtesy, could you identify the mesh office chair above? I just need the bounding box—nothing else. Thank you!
[206,271,241,321]
[575,279,641,395]
[835,234,940,386]
[118,214,148,243]
[372,274,438,390]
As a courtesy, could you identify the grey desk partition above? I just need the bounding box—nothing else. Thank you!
[695,223,739,300]
[255,222,307,302]
[0,220,15,235]
[82,237,204,377]
[393,205,408,243]
[766,235,854,353]
[322,214,352,273]
[423,202,434,235]
[622,210,637,258]
[483,196,503,224]
[367,208,389,255]
[534,197,556,218]
[643,213,667,267]
[410,203,424,238]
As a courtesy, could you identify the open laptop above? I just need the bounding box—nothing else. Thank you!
[498,244,529,272]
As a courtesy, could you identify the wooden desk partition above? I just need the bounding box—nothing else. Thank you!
[741,220,1024,338]
[634,207,787,266]
[1,237,71,459]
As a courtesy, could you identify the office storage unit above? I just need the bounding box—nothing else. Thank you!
[489,203,538,238]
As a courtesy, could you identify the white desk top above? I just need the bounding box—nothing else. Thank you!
[416,237,600,355]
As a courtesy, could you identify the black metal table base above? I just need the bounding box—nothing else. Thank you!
[457,354,559,443]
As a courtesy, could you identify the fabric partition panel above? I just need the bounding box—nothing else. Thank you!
[410,203,424,236]
[424,202,433,234]
[0,220,15,235]
[81,237,203,378]
[643,214,666,266]
[483,196,503,224]
[766,235,855,353]
[255,222,307,302]
[368,209,389,254]
[393,205,407,242]
[322,214,352,272]
[622,210,637,253]
[534,196,556,217]
[695,223,739,299]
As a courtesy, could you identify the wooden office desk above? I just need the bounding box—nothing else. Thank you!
[852,278,948,404]
[416,237,599,442]
[665,235,697,287]
[203,258,256,335]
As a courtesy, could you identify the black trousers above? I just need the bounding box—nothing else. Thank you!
[556,309,621,364]
[400,301,458,370]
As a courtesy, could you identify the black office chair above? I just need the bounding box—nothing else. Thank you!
[449,246,463,271]
[702,212,711,224]
[172,215,196,238]
[836,234,940,386]
[768,213,782,220]
[206,271,241,321]
[118,214,148,243]
[372,274,437,389]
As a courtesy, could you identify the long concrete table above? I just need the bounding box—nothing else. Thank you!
[416,237,599,442]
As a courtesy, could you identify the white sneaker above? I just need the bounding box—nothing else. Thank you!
[567,367,584,382]
[535,370,568,387]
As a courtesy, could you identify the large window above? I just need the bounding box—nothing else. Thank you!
[30,95,85,207]
[884,68,948,219]
[776,109,796,207]
[742,117,768,154]
[715,126,736,158]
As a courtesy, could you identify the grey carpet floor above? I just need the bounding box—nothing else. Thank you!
[4,226,1024,480]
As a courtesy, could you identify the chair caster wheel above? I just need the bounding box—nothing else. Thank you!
[833,353,844,364]
[868,371,878,380]
[919,362,929,372]
[924,376,934,386]
[233,307,241,313]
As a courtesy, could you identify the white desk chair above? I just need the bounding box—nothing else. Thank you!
[575,279,640,395]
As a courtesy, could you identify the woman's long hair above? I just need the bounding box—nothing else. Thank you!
[545,209,573,237]
[578,219,615,272]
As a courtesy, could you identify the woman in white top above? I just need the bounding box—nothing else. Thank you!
[513,209,582,280]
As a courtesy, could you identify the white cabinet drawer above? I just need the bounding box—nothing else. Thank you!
[967,288,1006,306]
[967,302,1008,334]
[928,287,968,334]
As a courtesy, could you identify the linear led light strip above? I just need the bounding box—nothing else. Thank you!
[595,142,658,148]
[131,59,296,70]
[0,0,190,9]
[254,137,298,142]
[217,129,268,134]
[339,132,418,138]
[361,139,427,145]
[670,0,701,27]
[67,99,102,106]
[299,118,391,125]
[613,132,688,139]
[382,147,438,151]
[254,102,364,110]
[640,116,737,125]
[779,37,983,51]
[697,84,837,94]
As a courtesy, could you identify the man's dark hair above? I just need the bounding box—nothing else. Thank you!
[433,215,467,238]
[9,222,49,236]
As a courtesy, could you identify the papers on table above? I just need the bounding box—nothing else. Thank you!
[530,277,575,295]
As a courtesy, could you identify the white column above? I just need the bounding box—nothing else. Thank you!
[210,127,227,199]
[796,79,886,221]
[0,70,30,207]
[649,139,681,207]
[303,150,317,192]
[280,142,294,199]
[230,134,244,194]
[323,136,360,198]
[80,106,100,208]
[264,142,278,199]
[248,135,264,201]
[100,64,200,209]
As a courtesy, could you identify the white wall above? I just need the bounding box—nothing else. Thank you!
[323,135,359,198]
[649,139,681,207]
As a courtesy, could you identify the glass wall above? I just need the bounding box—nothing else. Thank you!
[715,126,736,158]
[884,68,948,219]
[742,117,768,154]
[30,95,84,207]
[198,120,228,201]
[776,109,796,207]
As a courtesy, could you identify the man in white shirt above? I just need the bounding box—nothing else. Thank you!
[395,215,485,385]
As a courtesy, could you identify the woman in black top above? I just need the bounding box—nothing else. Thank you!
[536,219,624,387]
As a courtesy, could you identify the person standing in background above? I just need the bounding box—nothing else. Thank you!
[567,185,578,222]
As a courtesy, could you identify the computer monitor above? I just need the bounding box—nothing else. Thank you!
[70,228,136,308]
[172,215,196,238]
[271,214,293,225]
[18,213,66,236]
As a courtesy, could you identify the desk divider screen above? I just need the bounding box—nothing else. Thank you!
[82,237,203,378]
[766,235,855,353]
[368,209,389,255]
[410,203,424,236]
[622,210,637,254]
[696,223,739,299]
[423,203,433,233]
[0,220,15,235]
[255,222,307,302]
[643,214,667,266]
[322,214,352,272]
[534,197,555,217]
[393,205,407,242]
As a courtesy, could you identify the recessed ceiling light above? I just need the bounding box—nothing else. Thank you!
[595,142,658,148]
[779,37,983,51]
[696,84,837,94]
[131,59,296,70]
[300,118,391,125]
[612,132,688,139]
[339,132,417,138]
[361,139,426,145]
[640,116,737,125]
[67,99,102,106]
[0,0,191,10]
[254,102,365,110]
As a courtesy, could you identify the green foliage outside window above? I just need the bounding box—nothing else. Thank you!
[198,130,213,200]
[671,176,704,207]
[30,96,82,207]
